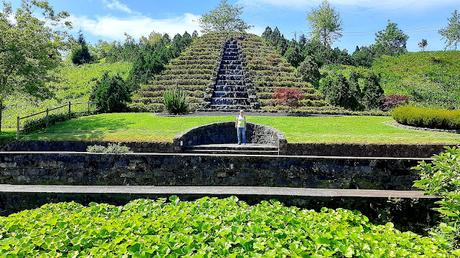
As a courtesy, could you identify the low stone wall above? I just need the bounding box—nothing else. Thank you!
[285,143,455,158]
[174,122,287,148]
[0,141,175,153]
[0,141,453,158]
[0,152,425,190]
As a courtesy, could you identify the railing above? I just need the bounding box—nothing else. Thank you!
[16,101,96,139]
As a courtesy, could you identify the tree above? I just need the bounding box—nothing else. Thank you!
[439,10,460,50]
[362,74,385,110]
[307,0,343,47]
[352,46,375,67]
[91,73,131,113]
[71,32,92,65]
[297,56,320,86]
[199,0,252,33]
[320,74,360,110]
[284,44,303,67]
[0,0,70,131]
[418,39,428,51]
[192,30,199,39]
[374,21,409,56]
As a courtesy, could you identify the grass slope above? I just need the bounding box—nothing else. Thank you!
[373,51,460,107]
[2,62,132,128]
[23,113,460,144]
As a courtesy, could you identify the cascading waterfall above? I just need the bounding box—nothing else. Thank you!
[210,39,251,110]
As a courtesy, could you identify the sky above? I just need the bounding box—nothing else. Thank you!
[11,0,460,52]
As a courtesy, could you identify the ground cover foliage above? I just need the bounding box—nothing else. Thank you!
[0,197,454,257]
[22,113,460,144]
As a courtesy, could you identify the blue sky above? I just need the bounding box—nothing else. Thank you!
[12,0,460,52]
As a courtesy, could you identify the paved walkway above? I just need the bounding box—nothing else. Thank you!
[0,185,435,199]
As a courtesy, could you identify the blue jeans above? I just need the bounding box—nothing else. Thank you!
[237,127,247,144]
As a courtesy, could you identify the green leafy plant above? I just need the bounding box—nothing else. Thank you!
[87,143,132,154]
[91,73,131,113]
[392,105,460,130]
[163,88,189,115]
[0,197,454,257]
[414,147,460,252]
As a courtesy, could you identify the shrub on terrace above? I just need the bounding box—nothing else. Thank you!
[414,147,460,252]
[273,88,304,108]
[91,73,131,113]
[320,73,361,111]
[163,88,189,115]
[392,106,460,130]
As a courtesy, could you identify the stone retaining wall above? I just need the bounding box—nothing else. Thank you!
[174,122,287,148]
[0,152,424,190]
[0,141,453,158]
[285,143,455,158]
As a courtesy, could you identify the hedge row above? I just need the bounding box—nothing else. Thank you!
[392,106,460,130]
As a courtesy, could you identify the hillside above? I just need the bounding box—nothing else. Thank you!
[2,62,132,128]
[132,33,329,112]
[373,51,460,107]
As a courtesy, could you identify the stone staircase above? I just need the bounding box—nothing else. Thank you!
[210,39,256,111]
[184,144,279,155]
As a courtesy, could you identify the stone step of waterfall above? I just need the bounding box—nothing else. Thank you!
[214,85,247,91]
[212,91,249,98]
[209,104,251,110]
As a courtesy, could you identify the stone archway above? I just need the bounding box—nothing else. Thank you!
[173,122,287,153]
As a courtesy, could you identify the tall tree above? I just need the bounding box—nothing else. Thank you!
[374,21,409,56]
[439,10,460,50]
[0,0,70,131]
[71,32,92,65]
[418,39,428,52]
[199,0,252,33]
[307,0,343,47]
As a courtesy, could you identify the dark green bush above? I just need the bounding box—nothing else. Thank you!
[0,197,454,256]
[91,73,131,113]
[163,88,189,115]
[414,147,460,251]
[392,106,460,130]
[297,56,321,86]
[320,73,361,111]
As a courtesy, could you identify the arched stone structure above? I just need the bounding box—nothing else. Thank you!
[173,122,287,151]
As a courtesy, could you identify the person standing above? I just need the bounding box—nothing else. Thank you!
[235,110,247,145]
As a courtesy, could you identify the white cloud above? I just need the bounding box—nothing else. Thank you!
[103,0,134,14]
[70,13,201,40]
[239,0,459,9]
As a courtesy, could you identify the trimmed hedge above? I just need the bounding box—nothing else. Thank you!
[392,106,460,130]
[0,197,453,257]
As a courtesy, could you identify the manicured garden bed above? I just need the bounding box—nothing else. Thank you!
[22,113,460,144]
[0,197,453,257]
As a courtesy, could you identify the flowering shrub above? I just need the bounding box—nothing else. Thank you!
[273,87,304,108]
[382,95,409,111]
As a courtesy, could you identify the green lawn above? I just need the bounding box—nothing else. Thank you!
[22,113,460,144]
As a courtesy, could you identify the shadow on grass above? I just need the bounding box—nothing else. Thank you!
[24,114,136,141]
[0,130,16,143]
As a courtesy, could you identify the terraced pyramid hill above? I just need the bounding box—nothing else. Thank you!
[131,33,330,112]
